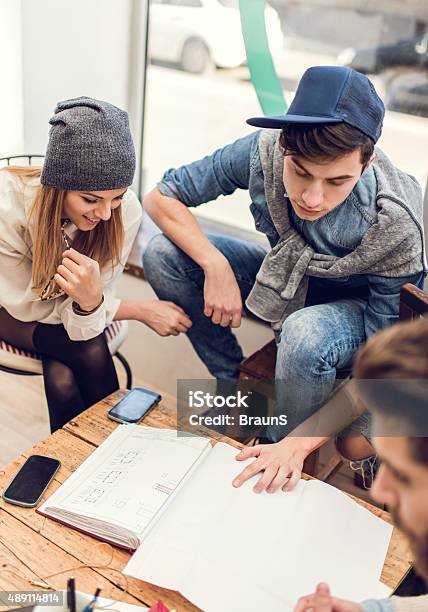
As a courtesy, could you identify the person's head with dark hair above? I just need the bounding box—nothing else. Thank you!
[247,66,383,222]
[353,317,428,581]
[279,122,374,167]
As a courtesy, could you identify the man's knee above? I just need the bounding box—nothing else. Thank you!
[143,234,181,284]
[277,309,327,373]
[278,308,323,361]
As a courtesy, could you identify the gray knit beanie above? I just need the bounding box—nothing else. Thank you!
[41,96,136,191]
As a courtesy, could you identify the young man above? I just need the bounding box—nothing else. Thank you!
[294,316,428,611]
[143,66,425,487]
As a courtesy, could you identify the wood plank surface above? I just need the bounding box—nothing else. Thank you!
[0,390,413,611]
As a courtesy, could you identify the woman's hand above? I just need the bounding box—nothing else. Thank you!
[294,583,363,611]
[55,248,103,311]
[136,300,192,337]
[232,438,309,493]
[203,256,243,328]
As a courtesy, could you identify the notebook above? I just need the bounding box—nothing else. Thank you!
[38,424,211,550]
[40,424,393,611]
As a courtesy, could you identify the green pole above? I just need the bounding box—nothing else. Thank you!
[239,0,287,115]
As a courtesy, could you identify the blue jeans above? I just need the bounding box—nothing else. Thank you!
[143,234,367,439]
[273,298,366,439]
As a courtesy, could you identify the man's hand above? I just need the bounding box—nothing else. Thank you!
[294,583,363,611]
[55,248,103,311]
[136,300,192,337]
[203,256,243,328]
[232,438,309,493]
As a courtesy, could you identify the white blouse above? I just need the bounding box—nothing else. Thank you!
[0,170,142,341]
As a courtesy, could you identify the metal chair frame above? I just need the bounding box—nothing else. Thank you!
[0,154,45,166]
[0,155,133,389]
[0,349,133,390]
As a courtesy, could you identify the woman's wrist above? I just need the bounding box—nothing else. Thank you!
[72,295,104,315]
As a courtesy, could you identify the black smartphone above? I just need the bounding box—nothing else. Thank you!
[107,387,162,424]
[2,455,61,507]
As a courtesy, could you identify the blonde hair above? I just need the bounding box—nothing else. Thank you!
[3,166,124,298]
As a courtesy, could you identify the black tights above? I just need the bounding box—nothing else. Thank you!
[0,309,119,432]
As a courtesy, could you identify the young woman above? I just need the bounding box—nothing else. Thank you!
[0,96,191,432]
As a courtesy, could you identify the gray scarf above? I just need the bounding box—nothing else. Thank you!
[245,130,425,331]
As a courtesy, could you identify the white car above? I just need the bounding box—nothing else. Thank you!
[149,0,283,74]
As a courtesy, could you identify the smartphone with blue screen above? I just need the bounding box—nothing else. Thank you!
[107,387,162,424]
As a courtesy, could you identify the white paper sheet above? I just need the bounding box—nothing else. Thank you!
[376,581,393,599]
[271,479,393,603]
[125,443,392,611]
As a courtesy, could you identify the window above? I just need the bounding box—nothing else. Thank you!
[137,1,428,261]
[218,0,239,8]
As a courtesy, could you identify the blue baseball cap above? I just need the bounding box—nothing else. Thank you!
[247,66,385,143]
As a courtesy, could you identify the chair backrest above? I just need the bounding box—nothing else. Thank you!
[399,282,428,321]
[0,155,44,167]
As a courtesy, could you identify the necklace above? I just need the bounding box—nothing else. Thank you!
[39,219,71,301]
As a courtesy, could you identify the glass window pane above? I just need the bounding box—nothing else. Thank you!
[217,0,239,8]
[142,1,428,242]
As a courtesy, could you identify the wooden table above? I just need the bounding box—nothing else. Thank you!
[0,390,412,611]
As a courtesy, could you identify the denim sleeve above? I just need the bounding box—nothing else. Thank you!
[157,130,260,207]
[364,272,425,339]
[361,598,394,612]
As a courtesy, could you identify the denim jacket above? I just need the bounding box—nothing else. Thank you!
[158,130,425,338]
